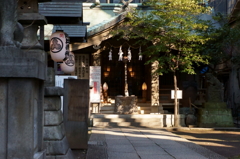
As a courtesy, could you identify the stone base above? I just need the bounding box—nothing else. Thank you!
[115,96,138,114]
[34,151,46,159]
[44,87,75,159]
[45,136,69,155]
[46,148,75,159]
[151,106,164,114]
[198,102,234,127]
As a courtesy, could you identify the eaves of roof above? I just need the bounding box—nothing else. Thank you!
[39,2,82,17]
[87,12,127,37]
[229,0,240,24]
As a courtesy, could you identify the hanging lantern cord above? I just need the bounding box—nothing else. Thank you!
[104,41,141,49]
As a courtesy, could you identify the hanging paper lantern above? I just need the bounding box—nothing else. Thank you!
[103,82,108,91]
[142,82,147,90]
[60,52,75,74]
[50,30,68,62]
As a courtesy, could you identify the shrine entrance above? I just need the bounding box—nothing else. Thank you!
[100,42,151,102]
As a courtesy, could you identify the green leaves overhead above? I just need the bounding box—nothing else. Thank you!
[113,0,213,75]
[202,14,240,67]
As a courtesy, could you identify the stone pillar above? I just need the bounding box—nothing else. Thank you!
[0,74,46,159]
[151,61,164,113]
[0,33,46,159]
[44,87,75,159]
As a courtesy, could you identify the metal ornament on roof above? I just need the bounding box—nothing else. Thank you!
[93,45,101,50]
[50,30,69,62]
[60,52,75,74]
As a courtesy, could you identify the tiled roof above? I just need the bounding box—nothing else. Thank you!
[53,25,87,38]
[39,2,82,17]
[87,12,127,37]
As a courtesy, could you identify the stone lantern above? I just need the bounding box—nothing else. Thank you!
[0,0,49,159]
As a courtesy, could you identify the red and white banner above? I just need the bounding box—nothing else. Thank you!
[89,66,101,103]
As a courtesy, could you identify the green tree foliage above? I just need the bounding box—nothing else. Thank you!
[112,0,214,126]
[202,14,240,69]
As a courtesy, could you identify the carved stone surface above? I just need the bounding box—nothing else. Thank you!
[44,110,63,126]
[151,61,159,106]
[45,68,56,87]
[0,0,18,46]
[44,86,75,159]
[205,73,224,102]
[198,102,234,127]
[45,87,64,97]
[44,96,61,111]
[115,96,138,114]
[0,1,47,159]
[43,123,65,140]
[45,136,69,155]
[21,25,43,50]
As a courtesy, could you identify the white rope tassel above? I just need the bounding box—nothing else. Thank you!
[139,46,142,60]
[118,46,123,61]
[127,47,131,62]
[109,49,112,60]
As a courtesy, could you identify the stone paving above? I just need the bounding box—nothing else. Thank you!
[167,128,240,159]
[86,127,227,159]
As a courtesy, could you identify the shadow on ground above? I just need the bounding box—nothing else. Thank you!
[167,129,240,159]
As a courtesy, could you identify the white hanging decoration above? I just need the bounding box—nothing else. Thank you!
[139,46,142,60]
[60,52,75,74]
[50,30,69,62]
[127,47,131,62]
[109,49,112,61]
[118,46,123,61]
[103,82,108,91]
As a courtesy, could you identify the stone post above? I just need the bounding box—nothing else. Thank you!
[44,86,75,159]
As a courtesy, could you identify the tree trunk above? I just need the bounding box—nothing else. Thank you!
[173,72,179,127]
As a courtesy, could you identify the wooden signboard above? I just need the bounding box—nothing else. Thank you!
[63,79,89,149]
[74,54,89,79]
[89,66,101,103]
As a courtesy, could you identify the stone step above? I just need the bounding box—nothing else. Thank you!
[137,103,151,107]
[137,107,151,114]
[94,118,162,123]
[100,106,115,111]
[93,121,163,128]
[99,103,115,114]
[91,114,187,128]
[92,114,167,118]
[100,111,115,114]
